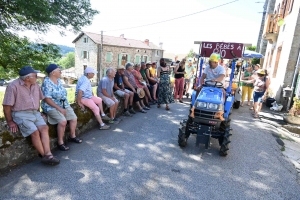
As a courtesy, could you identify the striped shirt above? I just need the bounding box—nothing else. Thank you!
[124,70,137,88]
[76,75,93,99]
[2,78,44,111]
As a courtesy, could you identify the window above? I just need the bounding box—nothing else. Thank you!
[105,52,113,62]
[118,54,131,66]
[273,46,282,78]
[83,37,88,43]
[135,55,141,64]
[141,55,148,63]
[82,51,89,59]
[156,50,159,56]
[83,65,87,74]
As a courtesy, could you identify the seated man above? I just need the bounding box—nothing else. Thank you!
[114,65,135,117]
[97,68,120,124]
[191,53,226,118]
[2,66,60,165]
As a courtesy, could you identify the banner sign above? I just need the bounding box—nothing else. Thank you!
[200,42,244,59]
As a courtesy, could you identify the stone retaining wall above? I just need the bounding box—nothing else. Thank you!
[0,97,125,171]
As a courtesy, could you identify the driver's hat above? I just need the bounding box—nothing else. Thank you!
[209,53,220,62]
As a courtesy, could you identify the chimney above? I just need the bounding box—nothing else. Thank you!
[159,42,163,49]
[144,39,149,46]
[120,34,124,38]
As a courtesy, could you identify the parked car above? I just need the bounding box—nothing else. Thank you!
[0,79,6,86]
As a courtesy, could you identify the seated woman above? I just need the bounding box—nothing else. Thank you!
[132,63,155,107]
[123,62,149,113]
[76,67,110,130]
[146,62,159,101]
[41,64,82,151]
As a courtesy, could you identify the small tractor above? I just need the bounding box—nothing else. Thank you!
[178,41,245,156]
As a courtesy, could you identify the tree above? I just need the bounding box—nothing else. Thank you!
[57,52,75,69]
[0,34,61,79]
[246,46,260,65]
[187,49,194,58]
[0,0,99,36]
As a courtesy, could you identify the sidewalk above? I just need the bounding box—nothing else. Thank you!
[257,104,300,174]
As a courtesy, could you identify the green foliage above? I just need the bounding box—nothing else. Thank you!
[246,46,256,51]
[57,52,75,69]
[0,34,61,78]
[58,45,75,55]
[187,49,194,58]
[0,0,99,36]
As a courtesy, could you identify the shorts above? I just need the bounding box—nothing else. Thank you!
[114,89,131,97]
[185,77,194,83]
[99,95,119,108]
[253,91,264,103]
[12,110,47,137]
[46,106,77,125]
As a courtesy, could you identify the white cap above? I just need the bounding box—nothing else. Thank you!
[84,67,97,74]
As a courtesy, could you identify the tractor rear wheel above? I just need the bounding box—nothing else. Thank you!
[178,118,191,147]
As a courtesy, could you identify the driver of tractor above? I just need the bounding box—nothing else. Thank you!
[195,53,226,97]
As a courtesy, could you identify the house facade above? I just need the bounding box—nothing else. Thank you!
[257,0,299,105]
[72,32,164,82]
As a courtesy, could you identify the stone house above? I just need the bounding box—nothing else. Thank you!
[72,32,164,82]
[257,0,299,105]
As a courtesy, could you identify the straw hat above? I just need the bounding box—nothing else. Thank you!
[137,88,145,98]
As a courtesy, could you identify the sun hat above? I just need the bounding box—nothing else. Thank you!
[257,69,265,75]
[19,66,40,76]
[209,53,221,62]
[146,62,152,66]
[84,67,97,74]
[46,64,59,74]
[137,88,145,98]
[117,65,125,70]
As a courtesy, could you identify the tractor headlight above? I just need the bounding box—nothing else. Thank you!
[208,103,218,110]
[195,101,207,108]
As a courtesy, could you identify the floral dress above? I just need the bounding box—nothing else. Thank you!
[158,67,175,105]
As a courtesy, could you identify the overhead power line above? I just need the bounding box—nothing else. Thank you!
[105,0,239,32]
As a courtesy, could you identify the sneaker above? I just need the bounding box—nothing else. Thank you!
[123,111,133,117]
[113,118,120,124]
[99,124,110,130]
[143,106,150,110]
[129,108,136,114]
[108,119,115,124]
[41,155,60,166]
[114,117,121,122]
[101,115,111,121]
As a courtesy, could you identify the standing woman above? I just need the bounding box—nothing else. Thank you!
[241,66,254,107]
[174,58,186,103]
[184,59,195,97]
[157,58,175,110]
[242,69,270,118]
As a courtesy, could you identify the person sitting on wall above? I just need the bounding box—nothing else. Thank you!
[146,62,159,102]
[114,65,135,117]
[2,66,60,165]
[97,68,121,124]
[190,53,226,118]
[41,64,82,151]
[76,67,110,130]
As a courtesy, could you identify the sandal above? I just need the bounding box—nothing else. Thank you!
[157,104,161,108]
[253,114,259,118]
[143,106,150,110]
[179,100,183,103]
[57,143,69,151]
[41,154,60,166]
[166,106,170,110]
[68,137,82,143]
[249,107,254,110]
[139,109,147,113]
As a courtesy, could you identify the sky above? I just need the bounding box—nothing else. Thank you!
[21,0,265,55]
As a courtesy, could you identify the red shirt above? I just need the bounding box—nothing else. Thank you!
[2,78,44,111]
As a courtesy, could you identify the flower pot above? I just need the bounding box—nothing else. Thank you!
[283,114,300,125]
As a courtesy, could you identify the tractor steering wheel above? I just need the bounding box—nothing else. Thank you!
[204,80,223,88]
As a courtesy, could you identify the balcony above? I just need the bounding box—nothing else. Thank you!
[263,14,280,44]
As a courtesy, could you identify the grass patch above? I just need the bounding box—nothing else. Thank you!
[281,146,285,151]
[0,87,97,120]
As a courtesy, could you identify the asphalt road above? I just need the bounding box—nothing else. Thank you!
[0,99,300,200]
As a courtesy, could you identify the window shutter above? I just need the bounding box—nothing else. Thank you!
[109,53,112,62]
[118,54,122,66]
[141,56,144,62]
[127,55,131,62]
[135,55,140,64]
[87,51,89,59]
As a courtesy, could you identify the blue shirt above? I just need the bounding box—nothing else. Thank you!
[76,75,93,99]
[41,77,70,113]
[97,76,114,97]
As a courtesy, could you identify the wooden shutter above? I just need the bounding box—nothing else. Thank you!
[118,54,122,66]
[106,52,112,62]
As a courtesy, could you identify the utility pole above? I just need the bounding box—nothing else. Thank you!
[98,30,103,83]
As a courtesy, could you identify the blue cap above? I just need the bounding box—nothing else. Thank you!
[46,64,59,74]
[19,66,40,76]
